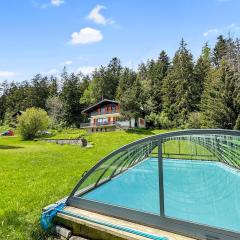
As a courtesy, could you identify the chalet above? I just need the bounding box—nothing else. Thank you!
[81,99,145,133]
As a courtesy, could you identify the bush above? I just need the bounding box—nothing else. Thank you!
[146,112,173,129]
[185,112,202,129]
[159,112,173,129]
[146,113,161,128]
[17,108,50,140]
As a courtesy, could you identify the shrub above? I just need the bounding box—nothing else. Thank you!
[146,112,173,129]
[159,112,173,129]
[146,113,161,128]
[185,112,202,129]
[17,108,50,140]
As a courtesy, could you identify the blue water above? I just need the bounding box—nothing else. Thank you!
[82,158,240,232]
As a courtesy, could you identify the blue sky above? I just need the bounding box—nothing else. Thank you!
[1,0,240,82]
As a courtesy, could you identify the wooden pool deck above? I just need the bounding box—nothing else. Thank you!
[54,206,196,240]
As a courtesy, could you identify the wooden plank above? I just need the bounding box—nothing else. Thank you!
[55,206,196,240]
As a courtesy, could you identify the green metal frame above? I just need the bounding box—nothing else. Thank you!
[66,129,240,240]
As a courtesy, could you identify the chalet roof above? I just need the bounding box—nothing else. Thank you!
[82,99,119,114]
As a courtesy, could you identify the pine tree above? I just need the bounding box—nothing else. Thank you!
[60,72,85,127]
[48,76,58,97]
[80,58,122,104]
[117,68,137,98]
[162,39,194,126]
[212,35,228,66]
[138,60,156,116]
[137,51,169,120]
[116,68,142,126]
[153,51,170,112]
[201,61,240,129]
[193,43,211,110]
[29,74,50,109]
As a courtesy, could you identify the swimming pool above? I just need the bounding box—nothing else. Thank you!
[83,158,240,233]
[65,130,240,239]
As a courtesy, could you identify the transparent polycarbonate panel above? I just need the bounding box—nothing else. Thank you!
[163,134,240,233]
[77,139,158,192]
[162,136,217,161]
[78,151,126,190]
[78,139,161,215]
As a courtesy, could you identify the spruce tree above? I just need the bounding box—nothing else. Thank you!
[193,43,211,110]
[116,68,142,126]
[137,51,169,120]
[201,61,240,129]
[80,57,122,104]
[213,35,228,66]
[60,71,85,127]
[162,39,194,127]
[151,51,169,113]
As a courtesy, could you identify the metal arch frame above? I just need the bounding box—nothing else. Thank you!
[66,129,240,240]
[67,129,240,198]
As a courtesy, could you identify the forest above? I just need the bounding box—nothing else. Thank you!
[1,35,240,130]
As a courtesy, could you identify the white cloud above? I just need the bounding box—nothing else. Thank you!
[63,60,73,66]
[0,71,17,78]
[51,0,64,7]
[203,23,240,37]
[77,66,96,75]
[71,27,103,45]
[87,5,114,25]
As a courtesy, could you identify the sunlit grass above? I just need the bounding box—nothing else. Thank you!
[2,128,220,239]
[0,128,168,240]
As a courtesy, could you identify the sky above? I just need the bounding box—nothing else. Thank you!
[1,0,240,82]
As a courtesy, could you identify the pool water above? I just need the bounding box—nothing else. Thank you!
[82,158,240,232]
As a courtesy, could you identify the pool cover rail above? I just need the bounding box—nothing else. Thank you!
[66,129,240,240]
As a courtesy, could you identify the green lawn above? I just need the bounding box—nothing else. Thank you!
[0,128,168,240]
[0,128,218,240]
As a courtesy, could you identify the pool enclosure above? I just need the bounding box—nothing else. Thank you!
[66,129,240,240]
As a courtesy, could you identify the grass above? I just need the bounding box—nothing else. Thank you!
[0,128,168,240]
[40,128,87,139]
[0,127,218,239]
[0,125,10,132]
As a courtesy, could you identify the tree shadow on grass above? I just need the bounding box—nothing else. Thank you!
[0,210,23,228]
[0,145,23,150]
